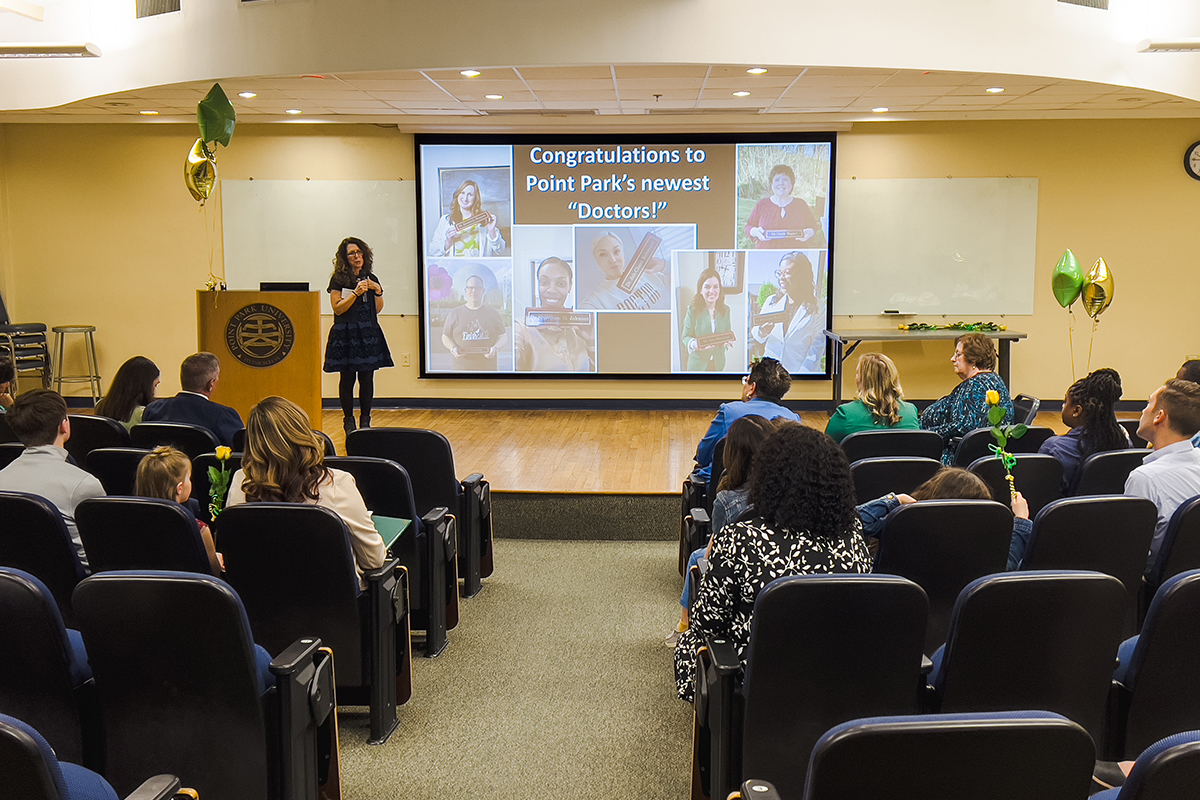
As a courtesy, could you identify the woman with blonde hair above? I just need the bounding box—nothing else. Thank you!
[824,352,919,443]
[225,396,386,583]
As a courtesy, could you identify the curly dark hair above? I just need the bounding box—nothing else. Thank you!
[748,357,792,402]
[1067,367,1127,458]
[331,237,374,285]
[747,424,857,542]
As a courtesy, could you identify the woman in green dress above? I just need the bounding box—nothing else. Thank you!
[681,267,733,371]
[825,352,919,443]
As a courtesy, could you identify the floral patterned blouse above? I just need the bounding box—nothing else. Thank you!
[919,372,1014,464]
[673,515,872,702]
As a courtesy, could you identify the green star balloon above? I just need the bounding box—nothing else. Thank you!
[1051,249,1083,309]
[197,83,236,148]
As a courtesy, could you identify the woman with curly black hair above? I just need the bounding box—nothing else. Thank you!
[1039,367,1130,492]
[673,423,871,702]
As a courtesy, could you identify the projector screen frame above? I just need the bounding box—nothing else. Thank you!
[415,132,838,381]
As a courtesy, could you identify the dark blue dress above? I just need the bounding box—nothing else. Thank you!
[323,272,394,372]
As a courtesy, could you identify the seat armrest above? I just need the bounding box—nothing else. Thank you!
[687,473,705,487]
[461,473,484,493]
[363,557,402,586]
[422,506,450,556]
[738,780,782,800]
[269,636,322,677]
[920,655,934,675]
[123,775,183,800]
[442,513,458,561]
[706,636,740,677]
[691,508,710,525]
[364,557,401,744]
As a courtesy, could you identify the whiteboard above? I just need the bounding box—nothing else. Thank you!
[832,177,1037,317]
[221,180,417,315]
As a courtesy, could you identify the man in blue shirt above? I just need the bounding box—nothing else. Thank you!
[1124,378,1200,569]
[693,356,799,479]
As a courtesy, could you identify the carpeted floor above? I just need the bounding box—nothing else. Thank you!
[336,539,694,800]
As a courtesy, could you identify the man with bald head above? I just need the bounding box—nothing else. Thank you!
[441,274,508,370]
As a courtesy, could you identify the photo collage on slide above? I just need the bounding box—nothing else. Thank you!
[420,140,832,377]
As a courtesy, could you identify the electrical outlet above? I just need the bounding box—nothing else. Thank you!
[401,353,411,367]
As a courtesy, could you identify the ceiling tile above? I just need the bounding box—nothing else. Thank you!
[614,65,707,79]
[516,66,613,81]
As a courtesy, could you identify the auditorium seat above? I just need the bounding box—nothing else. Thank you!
[0,441,24,469]
[968,453,1063,517]
[1074,449,1150,496]
[1107,570,1200,760]
[129,422,219,460]
[1019,496,1156,635]
[1012,393,1041,426]
[793,712,1095,800]
[1092,730,1200,800]
[327,455,456,655]
[75,497,216,575]
[694,573,928,800]
[0,568,99,770]
[873,499,1012,655]
[0,492,85,627]
[849,456,942,504]
[952,426,1054,467]
[65,414,130,468]
[74,570,336,798]
[347,427,493,598]
[231,426,333,456]
[217,503,411,744]
[1141,496,1200,626]
[85,447,150,496]
[840,429,944,462]
[0,714,184,800]
[926,571,1126,742]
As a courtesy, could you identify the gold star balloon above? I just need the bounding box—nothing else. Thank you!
[1081,257,1114,319]
[184,138,217,204]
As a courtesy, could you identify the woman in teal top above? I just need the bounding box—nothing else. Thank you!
[681,267,733,371]
[825,352,919,443]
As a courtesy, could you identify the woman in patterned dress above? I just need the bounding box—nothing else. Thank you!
[919,332,1014,464]
[673,423,872,702]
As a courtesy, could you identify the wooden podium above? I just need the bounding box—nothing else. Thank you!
[197,290,322,424]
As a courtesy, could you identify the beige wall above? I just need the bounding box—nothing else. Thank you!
[1,119,1197,404]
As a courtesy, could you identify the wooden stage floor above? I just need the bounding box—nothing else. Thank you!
[320,408,1080,494]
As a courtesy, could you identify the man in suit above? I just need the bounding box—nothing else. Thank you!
[143,352,244,448]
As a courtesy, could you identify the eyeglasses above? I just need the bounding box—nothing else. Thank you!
[346,250,364,258]
[465,284,485,291]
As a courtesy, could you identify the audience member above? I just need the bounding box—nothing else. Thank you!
[0,389,105,566]
[667,414,775,647]
[225,396,386,585]
[143,352,244,447]
[920,333,1014,464]
[94,355,160,430]
[135,446,223,574]
[692,356,799,479]
[0,356,14,412]
[1124,378,1200,568]
[1037,368,1130,492]
[824,352,919,443]
[674,424,871,702]
[1179,360,1200,448]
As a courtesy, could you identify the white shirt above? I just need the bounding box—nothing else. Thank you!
[1124,439,1200,568]
[0,444,105,568]
[750,293,825,374]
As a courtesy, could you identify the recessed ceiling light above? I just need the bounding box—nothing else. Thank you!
[461,69,481,77]
[238,91,258,99]
[139,110,159,116]
[872,107,889,113]
[733,91,751,97]
[746,68,768,75]
[485,94,503,100]
[285,108,303,115]
[986,87,1005,94]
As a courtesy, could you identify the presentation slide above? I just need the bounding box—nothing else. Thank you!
[417,135,835,378]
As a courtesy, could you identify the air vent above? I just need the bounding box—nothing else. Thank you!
[647,108,765,116]
[1058,0,1107,8]
[136,0,180,17]
[483,109,598,116]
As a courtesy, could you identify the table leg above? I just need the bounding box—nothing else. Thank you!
[830,337,844,406]
[998,338,1012,387]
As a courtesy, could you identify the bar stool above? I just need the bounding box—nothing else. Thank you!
[51,325,101,404]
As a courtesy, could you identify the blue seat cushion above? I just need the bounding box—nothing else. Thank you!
[254,644,276,695]
[1114,636,1138,685]
[1090,788,1119,800]
[928,643,947,690]
[65,629,92,687]
[60,762,119,800]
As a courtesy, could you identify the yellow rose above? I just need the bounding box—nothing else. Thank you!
[215,446,232,461]
[985,390,1000,406]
